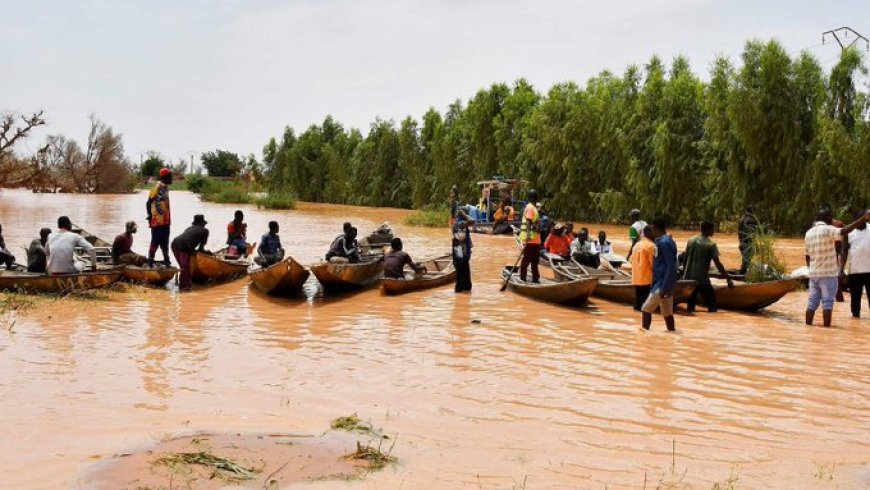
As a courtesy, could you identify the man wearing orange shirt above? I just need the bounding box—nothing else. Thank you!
[543,223,572,260]
[630,225,656,311]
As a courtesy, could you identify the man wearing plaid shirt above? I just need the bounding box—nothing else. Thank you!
[805,207,870,327]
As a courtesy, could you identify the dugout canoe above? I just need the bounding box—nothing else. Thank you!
[190,250,249,284]
[501,266,597,305]
[699,278,801,312]
[122,265,179,286]
[547,258,696,305]
[249,256,310,296]
[381,254,455,295]
[310,258,384,294]
[0,269,122,293]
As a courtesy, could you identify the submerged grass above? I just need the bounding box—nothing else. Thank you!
[404,207,450,227]
[153,451,258,482]
[255,191,297,210]
[343,440,397,470]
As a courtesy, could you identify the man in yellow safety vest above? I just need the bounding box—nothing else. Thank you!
[519,189,541,283]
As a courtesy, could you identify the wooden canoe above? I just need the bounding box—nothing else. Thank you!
[502,266,598,305]
[249,256,310,296]
[0,269,122,293]
[382,254,455,295]
[190,250,249,284]
[310,258,384,294]
[122,266,179,286]
[547,258,697,305]
[700,278,801,311]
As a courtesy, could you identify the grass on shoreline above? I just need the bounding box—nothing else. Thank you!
[255,190,297,210]
[404,207,450,227]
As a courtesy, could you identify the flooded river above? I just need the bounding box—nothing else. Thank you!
[0,188,868,489]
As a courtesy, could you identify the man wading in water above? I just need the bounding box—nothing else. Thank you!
[804,207,869,327]
[172,215,210,291]
[146,168,173,267]
[640,217,678,332]
[682,220,734,313]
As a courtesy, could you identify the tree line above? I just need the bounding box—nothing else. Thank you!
[263,39,870,233]
[0,113,136,193]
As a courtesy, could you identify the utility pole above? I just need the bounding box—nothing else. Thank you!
[822,27,869,52]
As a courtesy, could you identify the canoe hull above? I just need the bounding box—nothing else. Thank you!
[122,266,178,286]
[310,259,384,293]
[591,279,697,305]
[190,253,248,284]
[701,278,800,311]
[0,269,122,293]
[503,267,597,305]
[250,257,310,296]
[382,255,455,295]
[548,259,696,305]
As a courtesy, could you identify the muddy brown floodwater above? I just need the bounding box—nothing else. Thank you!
[0,188,868,489]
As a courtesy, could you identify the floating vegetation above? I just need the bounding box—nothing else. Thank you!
[343,440,397,470]
[404,207,450,227]
[330,413,374,434]
[746,225,787,283]
[153,451,258,482]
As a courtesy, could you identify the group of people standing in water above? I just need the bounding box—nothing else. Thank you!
[2,171,868,329]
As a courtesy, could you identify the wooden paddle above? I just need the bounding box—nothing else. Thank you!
[500,248,525,292]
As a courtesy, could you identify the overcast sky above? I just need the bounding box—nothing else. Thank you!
[2,0,867,166]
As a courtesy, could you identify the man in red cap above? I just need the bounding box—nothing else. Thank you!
[146,168,173,267]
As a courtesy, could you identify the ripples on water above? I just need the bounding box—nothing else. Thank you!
[0,189,868,489]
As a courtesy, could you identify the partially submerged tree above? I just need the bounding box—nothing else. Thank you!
[0,111,46,187]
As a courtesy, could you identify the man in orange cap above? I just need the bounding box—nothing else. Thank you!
[146,168,173,267]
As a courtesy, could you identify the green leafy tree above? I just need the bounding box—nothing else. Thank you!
[140,153,165,177]
[201,149,243,177]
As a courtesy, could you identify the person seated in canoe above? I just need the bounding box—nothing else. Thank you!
[0,223,16,270]
[255,221,285,267]
[383,238,425,279]
[570,227,600,268]
[26,228,51,273]
[112,221,148,267]
[171,215,210,291]
[47,216,98,274]
[226,210,249,258]
[543,223,572,261]
[326,226,361,264]
[683,220,734,313]
[492,196,516,235]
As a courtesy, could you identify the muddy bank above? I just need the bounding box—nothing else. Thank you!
[82,430,394,489]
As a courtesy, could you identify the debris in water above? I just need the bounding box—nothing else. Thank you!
[330,413,373,434]
[153,451,257,481]
[343,440,397,470]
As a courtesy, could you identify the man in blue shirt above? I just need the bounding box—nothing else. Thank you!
[640,217,678,332]
[255,221,285,267]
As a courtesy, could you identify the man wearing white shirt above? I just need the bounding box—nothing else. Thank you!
[805,208,869,326]
[46,216,97,274]
[842,208,870,318]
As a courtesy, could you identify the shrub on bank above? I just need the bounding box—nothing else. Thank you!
[404,207,450,227]
[200,180,252,204]
[255,191,297,210]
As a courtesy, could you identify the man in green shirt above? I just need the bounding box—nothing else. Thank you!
[683,220,734,312]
